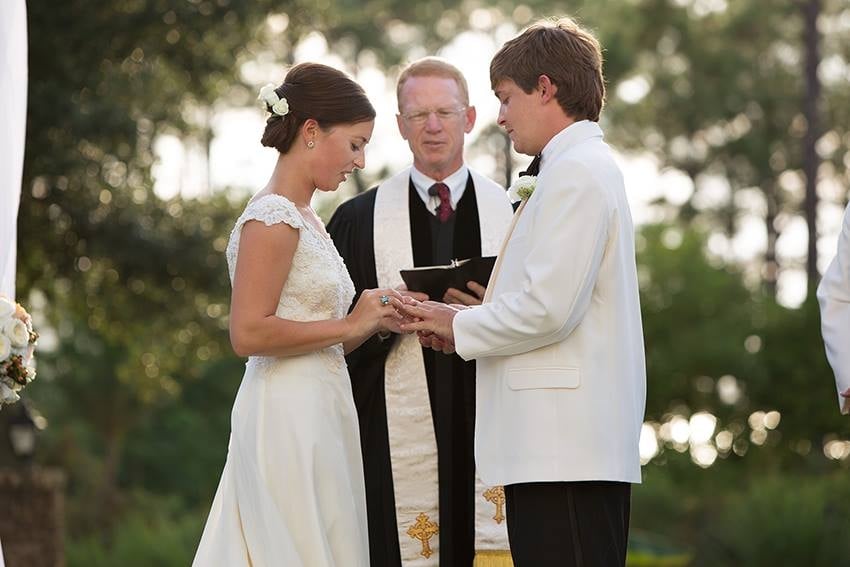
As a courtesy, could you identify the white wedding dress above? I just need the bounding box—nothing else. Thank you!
[193,194,369,567]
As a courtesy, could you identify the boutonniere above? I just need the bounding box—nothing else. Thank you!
[508,175,537,203]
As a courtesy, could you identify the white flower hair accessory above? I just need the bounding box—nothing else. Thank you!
[508,175,537,203]
[258,83,290,117]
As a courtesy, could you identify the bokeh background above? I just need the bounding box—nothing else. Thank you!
[7,0,850,565]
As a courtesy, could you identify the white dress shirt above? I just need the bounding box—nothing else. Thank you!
[410,164,469,216]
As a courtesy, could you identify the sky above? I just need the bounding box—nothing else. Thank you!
[151,24,844,309]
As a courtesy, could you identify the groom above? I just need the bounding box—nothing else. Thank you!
[397,18,647,567]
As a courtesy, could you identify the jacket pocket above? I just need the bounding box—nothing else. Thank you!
[506,367,581,390]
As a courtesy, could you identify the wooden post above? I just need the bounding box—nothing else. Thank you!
[0,467,65,567]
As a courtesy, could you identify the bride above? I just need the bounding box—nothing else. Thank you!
[193,62,401,567]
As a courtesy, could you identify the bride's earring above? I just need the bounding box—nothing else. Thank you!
[307,140,315,149]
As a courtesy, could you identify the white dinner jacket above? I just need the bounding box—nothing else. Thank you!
[817,201,850,415]
[453,120,647,486]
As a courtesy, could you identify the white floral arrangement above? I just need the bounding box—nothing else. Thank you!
[0,296,38,407]
[508,175,537,203]
[257,83,290,117]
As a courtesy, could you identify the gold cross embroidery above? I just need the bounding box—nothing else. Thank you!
[483,486,506,524]
[407,512,439,558]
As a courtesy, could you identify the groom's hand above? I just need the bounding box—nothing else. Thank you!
[392,297,458,343]
[842,388,850,399]
[375,285,428,336]
[417,330,456,354]
[443,280,486,306]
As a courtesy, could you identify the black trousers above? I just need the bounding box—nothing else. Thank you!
[504,481,631,567]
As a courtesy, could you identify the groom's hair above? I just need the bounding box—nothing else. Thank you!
[490,17,605,122]
[396,57,470,111]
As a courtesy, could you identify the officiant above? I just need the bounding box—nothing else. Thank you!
[327,57,514,567]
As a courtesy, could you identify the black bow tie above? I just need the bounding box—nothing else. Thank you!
[520,154,541,177]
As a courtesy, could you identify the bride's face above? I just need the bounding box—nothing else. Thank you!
[311,120,375,191]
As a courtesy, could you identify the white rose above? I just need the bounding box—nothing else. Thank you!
[25,364,35,384]
[0,297,14,320]
[0,334,10,360]
[3,318,29,348]
[0,382,20,405]
[271,97,290,116]
[257,83,280,106]
[508,175,537,202]
[23,344,35,366]
[515,175,536,191]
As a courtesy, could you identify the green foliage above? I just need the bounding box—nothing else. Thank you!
[630,462,850,566]
[632,459,702,543]
[694,473,850,566]
[600,0,850,288]
[631,224,850,560]
[627,553,691,567]
[119,356,245,506]
[751,295,849,443]
[637,223,758,421]
[66,492,204,567]
[19,5,290,531]
[14,0,850,561]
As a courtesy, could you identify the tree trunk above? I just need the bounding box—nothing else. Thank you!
[802,0,821,292]
[96,424,127,534]
[204,107,213,196]
[765,183,779,298]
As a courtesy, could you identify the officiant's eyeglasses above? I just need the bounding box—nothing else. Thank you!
[399,107,467,124]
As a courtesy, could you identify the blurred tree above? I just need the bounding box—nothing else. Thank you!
[634,221,850,558]
[801,0,822,286]
[597,0,850,298]
[695,473,850,566]
[636,223,758,422]
[599,2,797,295]
[17,0,541,537]
[16,0,850,560]
[20,0,314,531]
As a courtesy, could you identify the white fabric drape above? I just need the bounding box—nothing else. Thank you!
[0,2,27,563]
[0,0,29,303]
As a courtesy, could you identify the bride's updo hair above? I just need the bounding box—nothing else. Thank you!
[260,63,376,154]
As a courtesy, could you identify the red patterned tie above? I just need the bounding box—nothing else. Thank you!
[428,183,453,223]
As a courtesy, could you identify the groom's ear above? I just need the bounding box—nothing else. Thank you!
[537,75,558,104]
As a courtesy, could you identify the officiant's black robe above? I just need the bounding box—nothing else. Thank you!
[327,176,483,567]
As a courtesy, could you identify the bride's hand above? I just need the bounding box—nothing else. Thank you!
[379,315,404,335]
[346,289,404,337]
[379,314,421,335]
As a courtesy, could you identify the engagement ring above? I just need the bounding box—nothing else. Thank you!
[379,295,390,306]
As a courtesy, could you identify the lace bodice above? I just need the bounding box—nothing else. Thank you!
[226,194,355,372]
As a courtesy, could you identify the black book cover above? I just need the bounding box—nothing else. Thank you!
[400,256,497,301]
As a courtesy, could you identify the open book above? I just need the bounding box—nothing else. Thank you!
[400,256,497,301]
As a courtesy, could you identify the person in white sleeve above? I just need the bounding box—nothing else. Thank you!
[817,202,850,415]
